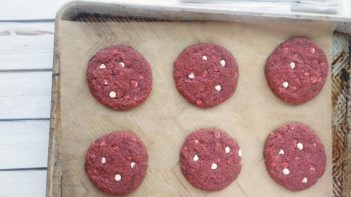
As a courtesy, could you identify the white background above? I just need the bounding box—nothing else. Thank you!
[0,0,350,196]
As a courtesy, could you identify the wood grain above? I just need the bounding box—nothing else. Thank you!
[55,20,333,197]
[0,21,54,197]
[0,170,47,197]
[0,71,52,119]
[0,22,54,70]
[0,120,49,169]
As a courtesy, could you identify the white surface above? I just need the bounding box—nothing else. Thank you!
[0,170,47,197]
[0,0,350,196]
[0,72,52,119]
[0,21,54,196]
[0,23,54,70]
[0,0,157,20]
[0,120,49,169]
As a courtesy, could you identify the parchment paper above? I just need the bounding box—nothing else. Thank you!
[59,20,333,197]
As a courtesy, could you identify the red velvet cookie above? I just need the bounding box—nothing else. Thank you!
[174,43,239,108]
[264,123,326,191]
[85,131,148,195]
[265,37,328,105]
[87,45,152,110]
[180,128,242,191]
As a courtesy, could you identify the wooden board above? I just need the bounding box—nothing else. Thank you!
[47,2,351,197]
[0,72,52,119]
[0,120,49,169]
[0,22,54,71]
[0,170,47,197]
[0,21,54,197]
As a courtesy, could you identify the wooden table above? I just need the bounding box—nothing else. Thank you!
[0,0,350,196]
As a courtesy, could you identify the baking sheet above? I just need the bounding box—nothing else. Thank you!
[59,20,333,196]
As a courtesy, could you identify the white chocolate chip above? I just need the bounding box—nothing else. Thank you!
[193,154,199,161]
[238,149,242,157]
[131,162,136,169]
[225,146,230,154]
[297,142,304,150]
[289,62,296,69]
[215,85,222,92]
[202,56,208,61]
[109,91,117,98]
[282,81,289,89]
[211,163,218,170]
[311,48,315,54]
[114,174,122,182]
[99,64,106,69]
[220,60,226,67]
[188,73,195,79]
[283,168,290,175]
[278,149,285,155]
[302,177,308,183]
[101,157,106,164]
[119,62,125,68]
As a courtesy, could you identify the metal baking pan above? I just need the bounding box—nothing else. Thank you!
[48,1,351,196]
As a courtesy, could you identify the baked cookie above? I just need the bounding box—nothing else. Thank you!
[87,45,152,110]
[264,122,326,191]
[174,43,239,108]
[265,37,328,105]
[180,128,242,191]
[85,131,148,195]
